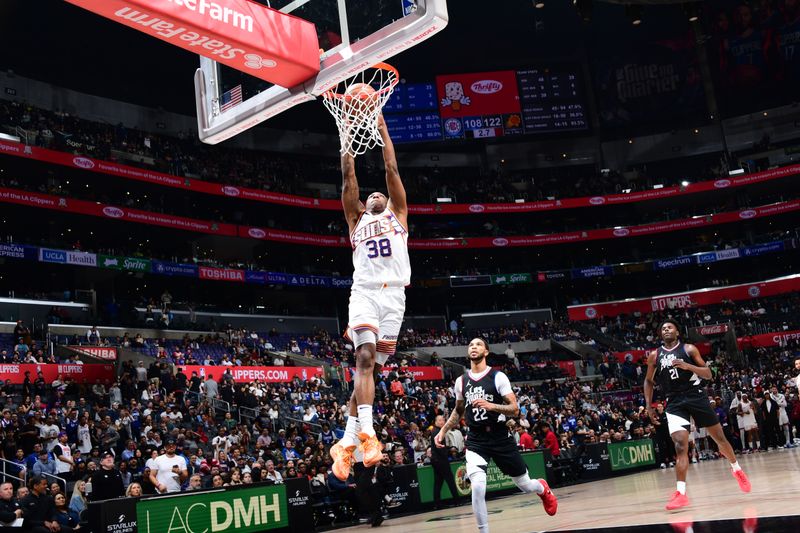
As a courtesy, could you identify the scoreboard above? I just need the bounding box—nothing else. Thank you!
[384,66,589,143]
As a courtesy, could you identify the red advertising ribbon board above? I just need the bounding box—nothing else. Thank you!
[569,274,800,321]
[63,0,319,88]
[1,139,797,215]
[344,366,444,382]
[177,365,323,383]
[0,364,116,384]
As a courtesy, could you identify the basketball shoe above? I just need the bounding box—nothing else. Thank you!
[537,479,558,516]
[732,469,751,492]
[330,442,356,481]
[665,491,690,510]
[359,432,384,467]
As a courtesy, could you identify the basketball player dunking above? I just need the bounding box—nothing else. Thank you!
[435,338,557,531]
[645,320,751,511]
[330,115,410,480]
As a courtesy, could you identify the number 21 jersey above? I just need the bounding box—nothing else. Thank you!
[350,208,410,290]
[654,342,704,399]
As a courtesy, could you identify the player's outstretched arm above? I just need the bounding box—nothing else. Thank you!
[377,115,408,226]
[341,152,364,234]
[436,399,465,447]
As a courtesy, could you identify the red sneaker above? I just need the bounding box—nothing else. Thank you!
[733,469,751,493]
[665,491,690,511]
[537,479,558,516]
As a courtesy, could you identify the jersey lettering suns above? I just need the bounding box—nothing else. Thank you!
[351,208,410,289]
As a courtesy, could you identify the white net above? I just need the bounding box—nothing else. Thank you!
[322,63,399,157]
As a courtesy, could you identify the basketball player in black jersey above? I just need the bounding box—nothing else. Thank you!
[434,338,557,531]
[644,320,751,511]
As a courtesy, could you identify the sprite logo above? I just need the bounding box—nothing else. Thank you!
[138,485,287,533]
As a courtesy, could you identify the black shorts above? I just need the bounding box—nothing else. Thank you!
[665,393,719,434]
[466,434,527,478]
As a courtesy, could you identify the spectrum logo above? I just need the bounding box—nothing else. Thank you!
[72,157,95,169]
[102,207,124,218]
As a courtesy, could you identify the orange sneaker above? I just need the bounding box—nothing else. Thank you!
[732,469,751,493]
[665,491,690,511]
[537,479,558,516]
[358,432,384,467]
[330,442,356,481]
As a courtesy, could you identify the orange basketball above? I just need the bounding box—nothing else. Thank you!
[343,83,379,116]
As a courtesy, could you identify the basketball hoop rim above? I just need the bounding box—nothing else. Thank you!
[322,63,400,101]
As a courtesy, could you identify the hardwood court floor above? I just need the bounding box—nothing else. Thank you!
[338,448,800,532]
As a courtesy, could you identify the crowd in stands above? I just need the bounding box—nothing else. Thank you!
[0,100,753,205]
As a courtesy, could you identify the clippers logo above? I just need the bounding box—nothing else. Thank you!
[102,207,124,218]
[492,237,509,247]
[444,118,463,136]
[72,157,95,169]
[244,54,277,69]
[469,204,486,213]
[748,286,760,297]
[739,209,757,219]
[248,228,266,239]
[613,228,630,237]
[589,197,606,205]
[471,80,503,94]
[222,186,241,197]
[585,307,597,319]
[713,179,731,188]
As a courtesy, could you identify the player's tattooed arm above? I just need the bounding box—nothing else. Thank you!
[473,393,519,417]
[441,399,465,433]
[341,153,364,233]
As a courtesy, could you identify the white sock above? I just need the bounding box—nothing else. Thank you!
[339,415,360,448]
[784,427,791,444]
[511,473,544,495]
[470,470,489,533]
[357,404,375,437]
[756,440,761,449]
[676,481,686,495]
[730,461,742,472]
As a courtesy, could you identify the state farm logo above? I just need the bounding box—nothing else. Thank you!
[248,228,266,239]
[471,80,503,94]
[492,238,509,247]
[469,204,485,213]
[713,179,731,188]
[102,207,124,218]
[613,228,630,237]
[589,197,606,205]
[739,209,757,219]
[585,307,597,319]
[222,186,241,197]
[244,54,277,69]
[72,156,95,169]
[748,286,760,297]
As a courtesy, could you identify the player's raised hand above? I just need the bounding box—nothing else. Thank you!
[671,359,691,371]
[471,398,493,411]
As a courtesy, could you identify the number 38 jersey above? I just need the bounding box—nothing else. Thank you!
[350,208,410,290]
[653,342,704,399]
[455,368,513,434]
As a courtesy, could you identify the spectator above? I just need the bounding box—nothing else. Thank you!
[54,492,81,530]
[69,480,88,517]
[150,439,187,494]
[86,326,101,346]
[32,449,57,477]
[0,481,23,526]
[541,423,560,457]
[89,452,125,501]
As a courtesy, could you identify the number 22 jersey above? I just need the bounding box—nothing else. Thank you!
[455,367,514,439]
[350,208,410,290]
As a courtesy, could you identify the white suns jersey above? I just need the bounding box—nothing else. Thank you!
[350,208,410,289]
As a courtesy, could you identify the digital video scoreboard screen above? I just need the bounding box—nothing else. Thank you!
[383,66,588,143]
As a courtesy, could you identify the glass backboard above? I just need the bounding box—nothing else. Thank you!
[194,0,448,144]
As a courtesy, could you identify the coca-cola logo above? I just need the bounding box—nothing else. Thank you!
[469,204,486,213]
[613,228,630,237]
[585,307,597,319]
[102,207,124,218]
[222,186,241,197]
[713,179,731,188]
[492,238,509,247]
[589,196,606,205]
[739,209,757,219]
[248,228,266,239]
[471,80,503,94]
[72,157,95,169]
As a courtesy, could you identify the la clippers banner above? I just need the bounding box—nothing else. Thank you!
[345,366,444,383]
[178,365,324,383]
[64,0,319,88]
[569,274,800,321]
[0,364,115,384]
[3,139,797,215]
[0,187,236,236]
[240,226,345,247]
[69,346,118,361]
[738,330,800,348]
